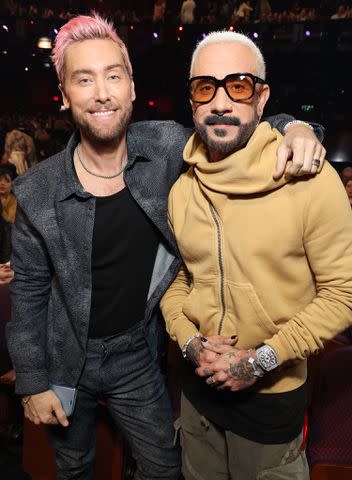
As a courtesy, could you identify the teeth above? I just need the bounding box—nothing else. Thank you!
[92,110,114,116]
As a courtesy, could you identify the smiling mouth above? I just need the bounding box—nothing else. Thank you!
[90,110,116,117]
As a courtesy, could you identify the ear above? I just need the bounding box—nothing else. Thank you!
[256,84,270,120]
[130,79,136,102]
[59,83,70,110]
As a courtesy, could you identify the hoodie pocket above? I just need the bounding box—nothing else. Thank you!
[226,281,279,347]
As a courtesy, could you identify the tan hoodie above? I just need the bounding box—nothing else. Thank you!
[161,122,352,394]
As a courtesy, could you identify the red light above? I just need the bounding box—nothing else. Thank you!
[148,100,155,107]
[52,96,59,102]
[130,25,134,30]
[178,26,183,32]
[30,20,35,25]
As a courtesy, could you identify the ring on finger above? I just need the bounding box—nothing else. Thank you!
[206,376,216,386]
[312,159,320,167]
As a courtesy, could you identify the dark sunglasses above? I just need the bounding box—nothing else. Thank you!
[188,73,265,104]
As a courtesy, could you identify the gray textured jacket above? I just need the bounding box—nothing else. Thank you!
[6,117,323,395]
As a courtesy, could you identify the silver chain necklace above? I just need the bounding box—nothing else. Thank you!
[76,143,127,179]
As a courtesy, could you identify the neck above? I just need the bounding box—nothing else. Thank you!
[0,192,9,201]
[79,131,127,173]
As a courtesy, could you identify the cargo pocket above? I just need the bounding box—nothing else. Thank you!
[256,433,309,480]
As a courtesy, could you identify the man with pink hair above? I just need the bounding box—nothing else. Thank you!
[6,13,325,480]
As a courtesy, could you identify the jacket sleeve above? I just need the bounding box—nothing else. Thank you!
[160,190,200,349]
[264,113,325,142]
[6,203,52,395]
[161,262,200,349]
[265,166,352,364]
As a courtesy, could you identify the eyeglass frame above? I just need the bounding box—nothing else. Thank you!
[188,72,266,104]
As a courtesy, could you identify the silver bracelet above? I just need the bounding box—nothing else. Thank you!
[182,334,200,359]
[283,120,314,134]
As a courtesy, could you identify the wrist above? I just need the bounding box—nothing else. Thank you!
[255,344,279,372]
[283,120,314,134]
[247,350,265,377]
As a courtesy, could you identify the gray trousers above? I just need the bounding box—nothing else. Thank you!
[47,322,180,480]
[179,393,309,480]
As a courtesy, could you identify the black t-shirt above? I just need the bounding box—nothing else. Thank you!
[88,187,159,337]
[182,360,306,444]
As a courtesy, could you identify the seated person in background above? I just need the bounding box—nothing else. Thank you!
[3,122,37,174]
[0,163,17,224]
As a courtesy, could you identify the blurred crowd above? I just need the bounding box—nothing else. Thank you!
[1,0,351,25]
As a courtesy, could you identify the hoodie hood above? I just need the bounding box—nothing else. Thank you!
[183,121,289,195]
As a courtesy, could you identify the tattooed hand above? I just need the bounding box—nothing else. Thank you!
[196,348,258,392]
[186,337,218,367]
[186,335,238,369]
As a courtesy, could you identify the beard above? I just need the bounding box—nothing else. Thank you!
[194,113,259,159]
[71,102,133,145]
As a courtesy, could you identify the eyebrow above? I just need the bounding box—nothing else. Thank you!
[71,64,125,79]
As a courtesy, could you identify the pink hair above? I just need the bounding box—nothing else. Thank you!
[51,12,133,84]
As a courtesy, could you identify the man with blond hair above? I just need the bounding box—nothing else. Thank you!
[161,30,352,480]
[7,13,325,479]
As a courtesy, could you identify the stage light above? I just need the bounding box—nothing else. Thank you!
[2,25,8,32]
[153,32,158,39]
[305,30,311,37]
[30,20,35,25]
[148,100,155,107]
[253,32,259,39]
[38,37,52,49]
[44,62,50,68]
[54,28,58,35]
[229,26,234,31]
[331,152,348,163]
[179,26,183,32]
[24,67,29,71]
[52,96,60,102]
[177,37,181,41]
[2,50,7,55]
[130,25,134,30]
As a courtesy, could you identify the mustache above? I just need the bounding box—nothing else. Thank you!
[204,115,241,126]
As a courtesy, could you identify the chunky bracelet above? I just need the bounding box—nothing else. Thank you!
[283,120,314,134]
[182,334,200,359]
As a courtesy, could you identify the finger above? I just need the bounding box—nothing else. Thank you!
[203,343,234,354]
[287,144,304,177]
[52,402,69,427]
[196,364,214,377]
[297,140,316,176]
[212,371,229,383]
[273,143,291,180]
[317,148,326,173]
[41,413,59,425]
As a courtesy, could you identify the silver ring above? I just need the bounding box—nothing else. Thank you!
[207,376,216,385]
[312,159,320,167]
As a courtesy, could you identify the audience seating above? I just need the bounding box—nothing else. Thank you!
[307,344,352,479]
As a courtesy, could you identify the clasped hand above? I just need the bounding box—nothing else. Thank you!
[189,335,258,392]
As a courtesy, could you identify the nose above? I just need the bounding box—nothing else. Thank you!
[94,78,110,103]
[210,86,233,115]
